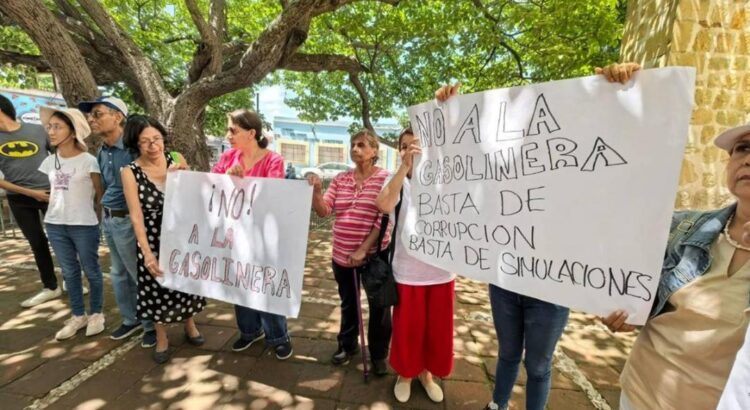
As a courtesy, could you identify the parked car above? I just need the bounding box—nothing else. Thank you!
[300,162,351,180]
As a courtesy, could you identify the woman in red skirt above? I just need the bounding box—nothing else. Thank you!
[376,128,456,403]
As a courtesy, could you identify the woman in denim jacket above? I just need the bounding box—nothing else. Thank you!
[600,63,750,410]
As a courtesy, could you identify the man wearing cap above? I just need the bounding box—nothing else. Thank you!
[78,96,155,347]
[0,94,61,308]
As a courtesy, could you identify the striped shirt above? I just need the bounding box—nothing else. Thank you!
[321,168,392,267]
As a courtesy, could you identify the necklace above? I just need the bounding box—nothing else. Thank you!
[722,214,750,251]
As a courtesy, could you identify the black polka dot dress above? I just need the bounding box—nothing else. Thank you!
[129,154,205,324]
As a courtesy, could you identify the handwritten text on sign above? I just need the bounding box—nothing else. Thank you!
[404,68,696,324]
[159,171,312,317]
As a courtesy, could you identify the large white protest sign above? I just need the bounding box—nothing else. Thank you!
[159,171,312,318]
[718,312,750,410]
[404,67,695,324]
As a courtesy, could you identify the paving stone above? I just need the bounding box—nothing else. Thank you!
[443,380,492,410]
[0,390,34,410]
[209,351,256,378]
[191,324,236,351]
[447,358,488,382]
[110,343,159,373]
[0,350,47,387]
[5,358,88,397]
[55,336,123,362]
[48,368,142,410]
[547,389,597,409]
[574,363,622,389]
[299,302,337,321]
[599,389,621,410]
[246,357,304,392]
[293,363,345,399]
[338,372,395,405]
[0,325,56,351]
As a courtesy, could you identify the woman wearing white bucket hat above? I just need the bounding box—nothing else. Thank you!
[38,107,106,341]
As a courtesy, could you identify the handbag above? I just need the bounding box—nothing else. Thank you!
[359,189,403,308]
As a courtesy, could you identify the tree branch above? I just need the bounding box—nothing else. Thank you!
[471,0,525,80]
[76,0,171,116]
[282,53,366,73]
[348,72,374,135]
[3,0,98,104]
[311,0,401,17]
[53,0,84,22]
[185,0,223,79]
[0,50,50,71]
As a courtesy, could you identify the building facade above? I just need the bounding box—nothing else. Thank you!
[270,116,402,172]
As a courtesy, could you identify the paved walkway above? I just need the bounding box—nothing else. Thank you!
[0,230,635,410]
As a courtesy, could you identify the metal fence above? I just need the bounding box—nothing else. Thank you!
[309,178,334,232]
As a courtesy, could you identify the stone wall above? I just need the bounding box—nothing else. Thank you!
[621,0,749,209]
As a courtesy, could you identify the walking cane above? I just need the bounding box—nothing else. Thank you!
[353,268,369,382]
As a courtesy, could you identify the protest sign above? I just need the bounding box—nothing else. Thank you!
[159,171,312,318]
[404,67,695,324]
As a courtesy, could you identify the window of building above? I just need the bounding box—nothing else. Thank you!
[318,145,345,164]
[279,141,307,164]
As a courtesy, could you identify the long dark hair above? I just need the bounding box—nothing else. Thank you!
[123,115,168,155]
[228,109,267,149]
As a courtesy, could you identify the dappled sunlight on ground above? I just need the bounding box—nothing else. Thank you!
[0,230,631,409]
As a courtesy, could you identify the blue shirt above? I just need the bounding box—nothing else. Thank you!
[96,137,134,210]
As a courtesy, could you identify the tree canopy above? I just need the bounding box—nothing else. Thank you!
[0,0,625,167]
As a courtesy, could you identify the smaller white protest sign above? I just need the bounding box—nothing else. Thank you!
[718,313,750,410]
[159,171,312,318]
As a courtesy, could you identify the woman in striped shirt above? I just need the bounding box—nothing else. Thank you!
[308,129,392,376]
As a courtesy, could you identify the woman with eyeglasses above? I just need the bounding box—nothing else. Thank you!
[211,109,294,360]
[38,107,105,341]
[121,115,206,364]
[307,129,393,376]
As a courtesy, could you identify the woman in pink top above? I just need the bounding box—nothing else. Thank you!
[308,129,392,376]
[211,109,292,360]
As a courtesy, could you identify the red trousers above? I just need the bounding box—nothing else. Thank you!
[389,280,455,378]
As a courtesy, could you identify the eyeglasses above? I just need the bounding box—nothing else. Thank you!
[45,123,67,132]
[139,136,164,148]
[226,126,241,135]
[87,110,112,120]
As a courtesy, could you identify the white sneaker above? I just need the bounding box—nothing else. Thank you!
[418,374,444,403]
[20,287,62,308]
[55,315,88,340]
[86,313,105,336]
[62,281,88,295]
[394,376,412,403]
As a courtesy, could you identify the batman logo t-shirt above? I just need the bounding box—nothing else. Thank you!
[0,122,51,192]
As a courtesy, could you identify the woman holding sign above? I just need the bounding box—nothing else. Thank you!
[435,84,569,410]
[121,115,205,364]
[212,109,293,361]
[376,128,455,403]
[308,129,392,376]
[599,63,750,410]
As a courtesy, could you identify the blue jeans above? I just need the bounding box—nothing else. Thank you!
[489,285,569,410]
[235,305,289,346]
[46,224,103,316]
[102,215,153,331]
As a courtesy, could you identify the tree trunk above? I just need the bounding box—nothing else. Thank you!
[165,104,212,171]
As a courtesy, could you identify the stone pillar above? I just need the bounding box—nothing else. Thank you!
[621,0,749,209]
